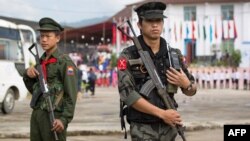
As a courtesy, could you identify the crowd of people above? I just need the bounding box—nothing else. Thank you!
[76,63,118,98]
[189,67,250,90]
[23,2,249,141]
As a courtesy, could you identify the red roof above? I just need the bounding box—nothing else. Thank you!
[62,22,113,45]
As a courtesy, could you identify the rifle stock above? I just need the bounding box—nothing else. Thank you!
[28,43,59,141]
[118,20,186,141]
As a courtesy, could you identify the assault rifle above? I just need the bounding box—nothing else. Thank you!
[117,20,186,141]
[29,43,59,141]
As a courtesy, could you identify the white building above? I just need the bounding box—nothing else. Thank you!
[116,0,250,67]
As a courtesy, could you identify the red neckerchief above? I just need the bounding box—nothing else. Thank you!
[41,57,57,81]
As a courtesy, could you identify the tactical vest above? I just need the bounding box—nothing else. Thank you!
[124,39,180,123]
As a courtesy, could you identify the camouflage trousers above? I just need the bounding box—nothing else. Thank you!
[130,122,177,141]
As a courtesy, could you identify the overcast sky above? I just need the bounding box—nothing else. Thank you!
[0,0,142,23]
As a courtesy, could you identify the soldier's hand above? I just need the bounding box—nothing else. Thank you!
[52,119,64,133]
[26,67,39,78]
[166,67,190,89]
[159,109,183,127]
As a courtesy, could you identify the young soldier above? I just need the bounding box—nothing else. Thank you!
[212,70,218,89]
[225,69,230,89]
[206,70,211,89]
[243,69,249,90]
[118,2,197,141]
[201,70,206,89]
[231,68,236,89]
[219,69,225,89]
[195,69,200,88]
[248,70,250,90]
[23,17,78,141]
[235,68,240,90]
[86,67,97,96]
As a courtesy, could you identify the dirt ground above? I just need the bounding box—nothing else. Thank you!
[0,128,223,141]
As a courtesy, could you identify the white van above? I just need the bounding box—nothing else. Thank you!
[0,19,37,114]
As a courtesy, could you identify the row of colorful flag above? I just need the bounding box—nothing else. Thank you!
[170,19,237,42]
[111,18,238,45]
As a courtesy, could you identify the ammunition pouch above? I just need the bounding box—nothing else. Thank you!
[31,83,64,111]
[47,83,64,111]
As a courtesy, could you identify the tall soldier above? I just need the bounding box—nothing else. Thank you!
[118,2,197,141]
[23,17,78,141]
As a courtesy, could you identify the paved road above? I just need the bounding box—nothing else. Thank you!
[0,129,223,141]
[0,87,249,140]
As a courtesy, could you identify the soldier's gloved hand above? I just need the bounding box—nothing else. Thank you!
[159,109,183,127]
[52,119,64,133]
[166,67,190,89]
[26,67,39,78]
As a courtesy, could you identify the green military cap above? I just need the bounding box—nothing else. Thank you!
[37,17,64,32]
[134,1,167,19]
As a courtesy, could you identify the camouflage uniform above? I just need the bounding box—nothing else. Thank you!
[23,18,78,141]
[117,2,195,141]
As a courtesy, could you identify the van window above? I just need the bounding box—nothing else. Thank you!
[0,39,23,61]
[0,27,20,40]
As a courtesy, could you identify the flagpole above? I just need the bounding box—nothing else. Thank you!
[202,16,206,58]
[116,17,121,57]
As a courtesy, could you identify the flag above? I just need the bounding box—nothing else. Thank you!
[221,18,225,40]
[118,17,123,43]
[203,24,206,40]
[123,18,127,43]
[116,17,122,54]
[186,23,189,39]
[214,19,218,39]
[112,18,116,45]
[209,22,213,43]
[180,22,182,39]
[197,22,200,39]
[191,20,195,40]
[233,18,237,39]
[227,18,231,39]
[174,22,177,42]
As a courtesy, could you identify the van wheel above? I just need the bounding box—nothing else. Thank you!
[2,89,15,114]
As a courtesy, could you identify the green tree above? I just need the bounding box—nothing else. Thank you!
[110,53,117,68]
[230,49,241,67]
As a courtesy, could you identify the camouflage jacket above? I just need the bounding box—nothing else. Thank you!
[23,49,78,128]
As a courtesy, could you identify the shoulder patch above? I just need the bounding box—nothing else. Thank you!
[117,57,127,71]
[67,66,74,75]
